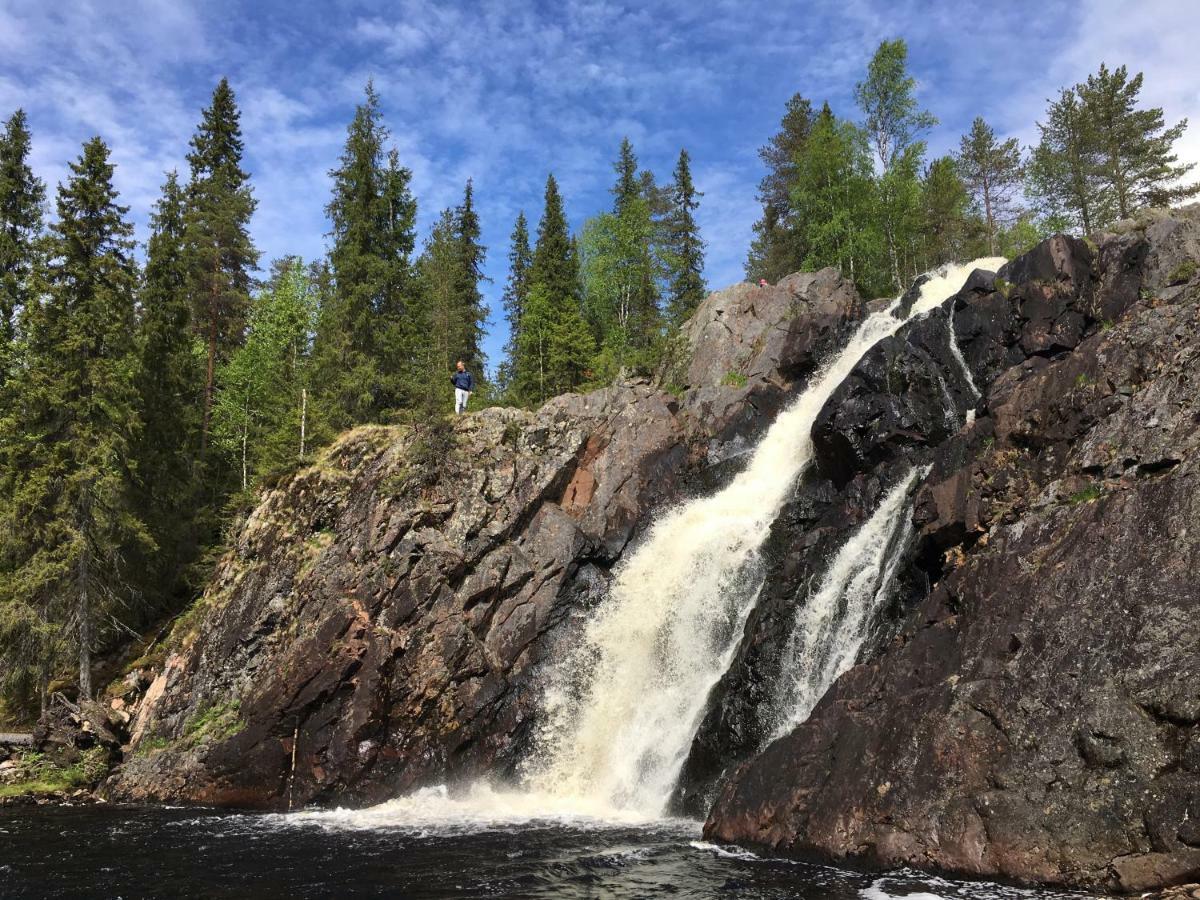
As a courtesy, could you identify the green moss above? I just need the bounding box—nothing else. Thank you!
[1100,318,1115,332]
[183,700,243,745]
[1168,259,1198,285]
[1067,483,1102,504]
[134,735,171,757]
[1074,372,1092,388]
[0,747,109,797]
[721,370,748,389]
[994,277,1013,298]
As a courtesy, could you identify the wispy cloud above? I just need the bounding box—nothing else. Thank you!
[1,0,1197,366]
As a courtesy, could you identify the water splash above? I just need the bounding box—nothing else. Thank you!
[765,465,928,739]
[526,259,1004,817]
[946,300,981,400]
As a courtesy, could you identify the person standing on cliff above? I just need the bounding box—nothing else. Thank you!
[451,360,474,414]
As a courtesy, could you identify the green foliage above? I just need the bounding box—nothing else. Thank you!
[0,137,149,704]
[1067,483,1102,504]
[1168,259,1198,284]
[311,81,419,432]
[416,181,490,402]
[746,94,815,282]
[0,109,45,391]
[721,371,748,388]
[211,258,317,494]
[508,176,594,404]
[0,747,108,797]
[956,117,1024,255]
[663,149,707,325]
[1029,66,1197,233]
[183,699,242,744]
[184,78,259,457]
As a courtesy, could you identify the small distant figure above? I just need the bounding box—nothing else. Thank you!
[451,360,474,414]
[758,278,768,288]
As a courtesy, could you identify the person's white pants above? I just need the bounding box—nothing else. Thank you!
[455,388,470,414]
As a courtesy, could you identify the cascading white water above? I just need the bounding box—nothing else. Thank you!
[763,465,928,740]
[946,300,981,400]
[526,258,1005,818]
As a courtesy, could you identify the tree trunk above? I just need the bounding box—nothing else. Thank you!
[201,309,217,455]
[300,387,307,459]
[77,544,92,700]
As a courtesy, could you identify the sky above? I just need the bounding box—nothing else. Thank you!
[2,0,1198,372]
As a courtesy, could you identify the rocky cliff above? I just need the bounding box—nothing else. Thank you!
[106,269,862,808]
[106,205,1200,894]
[704,207,1200,893]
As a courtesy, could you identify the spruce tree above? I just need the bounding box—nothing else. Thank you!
[612,137,640,214]
[184,78,259,454]
[0,109,45,388]
[0,137,146,702]
[664,148,706,325]
[133,171,201,602]
[1078,64,1198,220]
[313,82,418,430]
[499,211,532,391]
[746,93,815,281]
[452,179,488,376]
[512,175,594,403]
[956,117,1024,255]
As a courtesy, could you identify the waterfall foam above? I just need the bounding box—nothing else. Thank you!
[764,465,928,740]
[526,258,1004,817]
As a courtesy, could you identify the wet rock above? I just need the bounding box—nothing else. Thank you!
[705,216,1200,892]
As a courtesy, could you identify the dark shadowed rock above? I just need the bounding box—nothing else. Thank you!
[705,214,1200,893]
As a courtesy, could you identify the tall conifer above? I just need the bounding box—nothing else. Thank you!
[0,138,146,701]
[184,78,258,454]
[664,149,706,325]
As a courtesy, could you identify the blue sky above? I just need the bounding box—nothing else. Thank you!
[2,0,1198,371]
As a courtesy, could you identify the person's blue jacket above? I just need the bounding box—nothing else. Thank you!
[451,370,474,391]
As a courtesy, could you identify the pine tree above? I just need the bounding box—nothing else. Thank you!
[530,175,577,304]
[132,170,201,602]
[184,78,259,455]
[0,109,45,389]
[956,117,1024,255]
[855,39,936,289]
[746,93,815,281]
[0,137,146,702]
[499,211,532,390]
[313,82,418,430]
[1027,87,1106,234]
[664,148,706,325]
[1079,63,1198,220]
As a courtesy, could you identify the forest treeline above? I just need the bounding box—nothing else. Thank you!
[0,78,706,716]
[746,43,1197,296]
[0,39,1194,717]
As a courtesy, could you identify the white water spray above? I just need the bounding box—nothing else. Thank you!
[946,301,981,400]
[765,465,928,739]
[525,258,1005,817]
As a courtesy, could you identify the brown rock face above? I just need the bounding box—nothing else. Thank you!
[105,270,861,809]
[705,206,1200,892]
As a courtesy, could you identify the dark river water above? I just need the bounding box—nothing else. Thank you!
[0,799,1090,899]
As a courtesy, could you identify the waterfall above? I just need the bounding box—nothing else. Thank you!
[763,465,927,740]
[946,301,981,400]
[527,258,1005,818]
